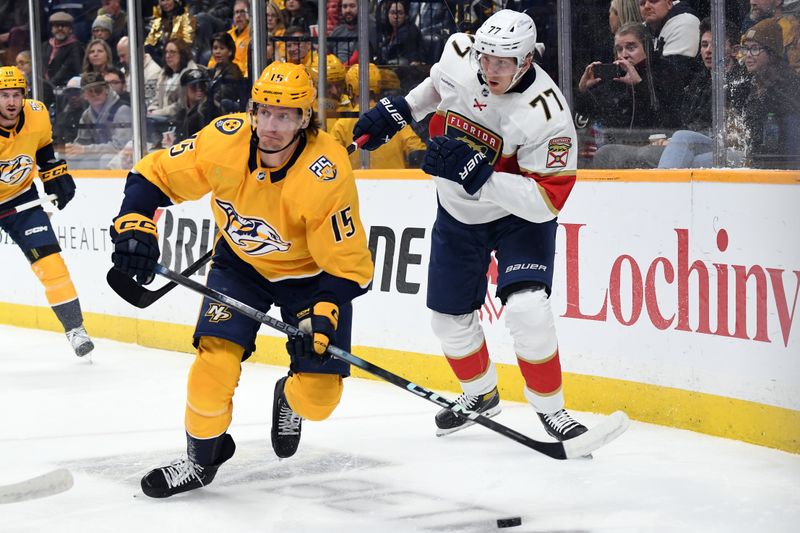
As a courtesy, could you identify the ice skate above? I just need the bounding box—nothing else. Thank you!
[271,376,303,458]
[537,409,588,441]
[435,387,501,436]
[65,325,94,357]
[140,434,235,498]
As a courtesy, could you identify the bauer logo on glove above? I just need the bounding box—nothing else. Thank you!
[422,136,494,196]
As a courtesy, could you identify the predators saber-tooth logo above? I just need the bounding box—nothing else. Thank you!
[309,156,337,181]
[546,137,572,168]
[205,303,233,323]
[216,199,291,256]
[215,117,244,135]
[0,154,35,186]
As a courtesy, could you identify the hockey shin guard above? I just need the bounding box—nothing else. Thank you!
[185,337,244,438]
[284,372,343,421]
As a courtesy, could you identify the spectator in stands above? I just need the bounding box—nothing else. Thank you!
[326,0,341,34]
[64,72,133,169]
[610,0,643,33]
[577,22,681,130]
[97,0,128,48]
[14,51,32,94]
[117,36,163,109]
[144,0,195,67]
[331,63,425,169]
[206,31,246,119]
[736,18,800,167]
[0,6,29,68]
[173,68,211,142]
[208,0,251,77]
[104,67,130,105]
[149,39,198,118]
[267,1,287,62]
[282,0,317,33]
[43,12,84,90]
[82,39,115,76]
[92,14,113,43]
[53,76,86,146]
[657,18,750,168]
[741,0,800,72]
[377,0,425,66]
[284,26,314,66]
[640,0,701,79]
[329,0,376,65]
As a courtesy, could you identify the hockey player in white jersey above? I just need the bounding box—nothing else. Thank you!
[353,9,587,441]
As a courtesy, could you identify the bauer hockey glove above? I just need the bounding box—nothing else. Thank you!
[40,159,76,209]
[422,136,493,196]
[111,213,160,285]
[352,96,412,151]
[286,302,339,363]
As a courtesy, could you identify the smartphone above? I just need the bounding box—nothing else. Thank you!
[594,63,624,80]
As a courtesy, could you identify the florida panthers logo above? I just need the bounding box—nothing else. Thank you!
[546,137,572,168]
[0,154,35,186]
[216,199,291,256]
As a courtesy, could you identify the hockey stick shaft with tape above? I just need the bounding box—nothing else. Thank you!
[0,194,58,221]
[153,263,629,460]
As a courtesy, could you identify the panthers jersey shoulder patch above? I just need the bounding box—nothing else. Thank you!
[309,156,337,182]
[214,117,244,135]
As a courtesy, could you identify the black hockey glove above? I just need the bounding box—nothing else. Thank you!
[286,302,339,364]
[422,136,493,195]
[40,159,76,210]
[110,213,160,285]
[352,96,412,151]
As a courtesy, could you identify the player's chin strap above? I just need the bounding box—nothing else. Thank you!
[252,129,305,154]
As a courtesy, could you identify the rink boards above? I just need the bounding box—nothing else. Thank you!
[0,168,798,453]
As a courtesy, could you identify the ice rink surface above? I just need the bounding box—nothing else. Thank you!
[1,324,798,532]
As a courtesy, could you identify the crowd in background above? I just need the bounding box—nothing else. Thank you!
[0,0,798,170]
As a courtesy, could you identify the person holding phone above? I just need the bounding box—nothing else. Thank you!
[576,22,682,132]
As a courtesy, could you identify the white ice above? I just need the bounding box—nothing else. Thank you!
[1,324,798,532]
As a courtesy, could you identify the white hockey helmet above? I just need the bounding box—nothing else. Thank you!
[472,10,538,66]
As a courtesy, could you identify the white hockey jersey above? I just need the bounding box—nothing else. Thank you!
[405,33,577,225]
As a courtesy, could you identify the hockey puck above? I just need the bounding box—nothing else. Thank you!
[497,517,522,528]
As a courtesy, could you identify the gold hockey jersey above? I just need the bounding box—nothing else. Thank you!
[134,114,374,288]
[0,99,53,205]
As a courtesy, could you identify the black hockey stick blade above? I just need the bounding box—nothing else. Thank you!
[106,249,213,308]
[153,263,630,460]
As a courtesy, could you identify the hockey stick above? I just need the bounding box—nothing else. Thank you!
[0,194,58,221]
[0,468,73,504]
[106,249,213,308]
[348,134,369,154]
[153,263,629,460]
[105,134,370,308]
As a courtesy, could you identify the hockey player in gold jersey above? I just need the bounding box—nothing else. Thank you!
[110,61,374,498]
[331,63,425,169]
[0,66,93,357]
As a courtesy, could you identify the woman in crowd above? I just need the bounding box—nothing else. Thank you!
[148,39,197,119]
[267,1,286,62]
[144,0,194,66]
[377,0,424,66]
[205,31,245,119]
[82,39,114,76]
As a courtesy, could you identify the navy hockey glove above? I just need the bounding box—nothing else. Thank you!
[422,136,493,195]
[352,96,412,151]
[286,302,339,363]
[40,159,75,210]
[111,213,160,285]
